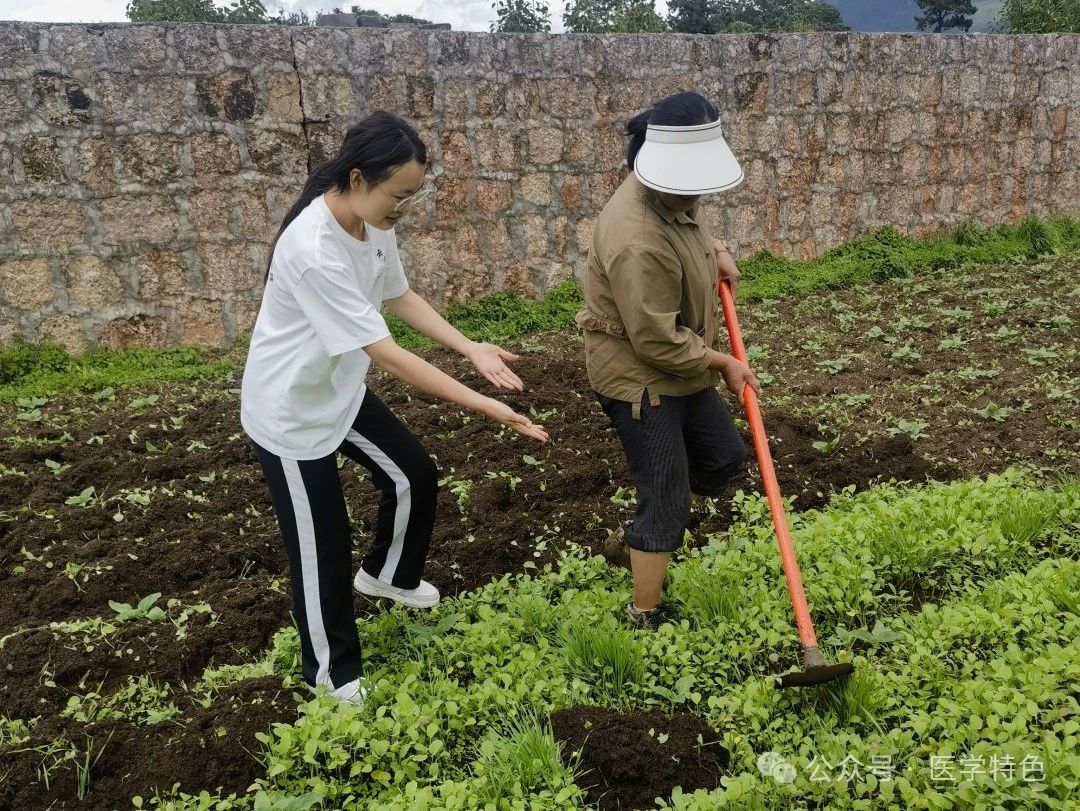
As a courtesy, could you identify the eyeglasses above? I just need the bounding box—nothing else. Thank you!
[391,184,434,213]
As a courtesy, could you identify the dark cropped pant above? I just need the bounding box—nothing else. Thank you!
[598,387,747,553]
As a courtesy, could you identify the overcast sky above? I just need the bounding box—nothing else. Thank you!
[0,1,674,33]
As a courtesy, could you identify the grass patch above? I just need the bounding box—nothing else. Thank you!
[737,214,1080,300]
[0,342,237,402]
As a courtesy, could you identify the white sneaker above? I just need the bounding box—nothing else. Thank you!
[306,678,367,706]
[353,568,440,608]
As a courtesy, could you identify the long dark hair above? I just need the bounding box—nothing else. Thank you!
[625,92,719,171]
[266,111,428,280]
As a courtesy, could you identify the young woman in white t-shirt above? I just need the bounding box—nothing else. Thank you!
[240,112,548,705]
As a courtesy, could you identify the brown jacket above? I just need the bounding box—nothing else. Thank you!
[576,174,721,418]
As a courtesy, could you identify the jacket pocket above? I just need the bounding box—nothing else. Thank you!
[575,306,627,338]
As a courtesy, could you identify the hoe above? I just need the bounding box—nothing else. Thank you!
[718,278,855,689]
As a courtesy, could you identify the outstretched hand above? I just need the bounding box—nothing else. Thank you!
[482,398,549,442]
[468,342,524,391]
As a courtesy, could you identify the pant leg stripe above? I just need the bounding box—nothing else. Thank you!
[282,458,332,687]
[344,428,411,582]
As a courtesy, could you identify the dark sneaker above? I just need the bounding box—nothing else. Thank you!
[626,601,680,630]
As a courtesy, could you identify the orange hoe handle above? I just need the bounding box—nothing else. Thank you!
[718,279,819,653]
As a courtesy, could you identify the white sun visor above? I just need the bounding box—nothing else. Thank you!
[633,118,744,196]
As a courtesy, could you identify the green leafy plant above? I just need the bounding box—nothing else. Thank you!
[1022,346,1061,366]
[671,562,744,627]
[938,335,967,350]
[44,459,71,476]
[890,343,922,363]
[812,435,842,455]
[816,355,853,375]
[887,419,930,441]
[977,403,1014,422]
[957,365,999,381]
[65,486,98,508]
[109,592,167,622]
[989,325,1021,343]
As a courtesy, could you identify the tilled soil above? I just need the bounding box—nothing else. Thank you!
[550,705,730,810]
[2,256,1075,807]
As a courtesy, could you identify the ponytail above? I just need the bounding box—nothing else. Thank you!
[624,109,651,172]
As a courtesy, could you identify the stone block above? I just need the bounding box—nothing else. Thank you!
[32,70,93,126]
[0,256,53,309]
[77,137,115,197]
[98,314,168,349]
[118,134,183,185]
[180,298,225,347]
[305,122,342,166]
[93,72,139,127]
[440,78,468,126]
[560,176,583,209]
[474,128,519,172]
[196,68,258,122]
[503,262,534,298]
[435,176,468,224]
[519,172,551,206]
[302,74,357,121]
[476,79,506,118]
[20,135,66,184]
[524,215,547,258]
[189,190,233,239]
[222,24,293,66]
[190,132,242,178]
[65,255,123,310]
[231,298,262,335]
[135,251,187,302]
[317,13,358,27]
[103,25,166,72]
[268,72,304,124]
[199,242,261,295]
[39,315,87,352]
[46,26,100,77]
[540,77,597,120]
[527,127,564,166]
[174,25,224,73]
[100,196,178,246]
[11,198,86,250]
[474,179,512,215]
[440,131,472,176]
[144,76,184,128]
[0,82,25,126]
[236,187,271,242]
[406,75,434,117]
[480,219,513,261]
[247,129,308,177]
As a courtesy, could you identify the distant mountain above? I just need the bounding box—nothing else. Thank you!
[830,0,1003,33]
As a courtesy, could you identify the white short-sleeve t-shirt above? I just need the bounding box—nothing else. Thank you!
[240,194,410,460]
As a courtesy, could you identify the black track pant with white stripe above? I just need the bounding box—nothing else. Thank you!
[251,388,438,690]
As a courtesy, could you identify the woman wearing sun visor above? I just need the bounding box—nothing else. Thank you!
[576,91,761,630]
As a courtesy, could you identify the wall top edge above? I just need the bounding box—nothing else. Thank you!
[1,21,1077,41]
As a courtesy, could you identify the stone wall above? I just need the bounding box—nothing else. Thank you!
[0,23,1077,351]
